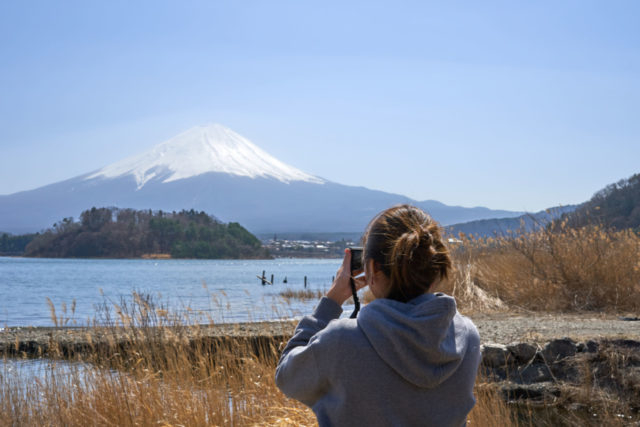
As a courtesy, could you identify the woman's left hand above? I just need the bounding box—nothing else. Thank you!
[326,249,365,305]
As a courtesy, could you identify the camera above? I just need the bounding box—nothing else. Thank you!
[350,247,363,273]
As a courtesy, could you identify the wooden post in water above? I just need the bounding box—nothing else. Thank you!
[304,276,307,288]
[261,270,266,286]
[270,274,274,286]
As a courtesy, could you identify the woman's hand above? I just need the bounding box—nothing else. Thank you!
[326,249,366,306]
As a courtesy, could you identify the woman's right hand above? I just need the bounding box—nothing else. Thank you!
[326,249,365,306]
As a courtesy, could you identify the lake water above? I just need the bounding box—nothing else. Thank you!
[0,257,344,326]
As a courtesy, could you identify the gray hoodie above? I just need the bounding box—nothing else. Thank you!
[275,293,481,427]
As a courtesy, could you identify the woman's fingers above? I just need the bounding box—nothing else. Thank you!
[342,249,352,272]
[354,275,367,291]
[326,249,354,305]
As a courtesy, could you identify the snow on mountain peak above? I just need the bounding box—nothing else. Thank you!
[87,124,324,189]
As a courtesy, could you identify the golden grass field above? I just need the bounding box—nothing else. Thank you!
[1,224,638,426]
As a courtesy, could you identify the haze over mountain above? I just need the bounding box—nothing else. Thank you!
[446,205,577,238]
[0,124,522,235]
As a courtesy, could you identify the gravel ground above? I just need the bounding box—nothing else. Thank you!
[469,312,640,344]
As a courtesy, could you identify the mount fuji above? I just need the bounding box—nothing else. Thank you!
[0,124,521,235]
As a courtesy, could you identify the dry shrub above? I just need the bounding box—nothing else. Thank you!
[446,224,640,312]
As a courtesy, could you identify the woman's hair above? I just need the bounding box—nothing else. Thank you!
[363,204,452,302]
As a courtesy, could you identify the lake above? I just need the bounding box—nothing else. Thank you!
[0,257,344,326]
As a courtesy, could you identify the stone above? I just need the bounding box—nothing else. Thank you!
[608,339,640,350]
[481,343,509,367]
[542,338,577,362]
[501,382,560,402]
[585,340,599,353]
[549,360,580,383]
[518,363,553,384]
[507,342,537,364]
[577,340,599,353]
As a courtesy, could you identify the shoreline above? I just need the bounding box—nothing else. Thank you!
[2,313,638,359]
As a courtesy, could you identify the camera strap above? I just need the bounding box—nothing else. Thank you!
[349,277,360,318]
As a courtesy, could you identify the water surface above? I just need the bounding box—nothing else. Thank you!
[0,257,343,326]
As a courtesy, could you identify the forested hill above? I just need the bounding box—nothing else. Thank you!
[564,173,640,231]
[0,232,36,255]
[23,207,271,259]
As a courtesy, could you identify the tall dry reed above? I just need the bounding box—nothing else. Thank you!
[1,293,519,426]
[440,224,640,312]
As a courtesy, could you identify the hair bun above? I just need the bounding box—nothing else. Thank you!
[395,226,433,262]
[396,230,421,257]
[419,226,433,247]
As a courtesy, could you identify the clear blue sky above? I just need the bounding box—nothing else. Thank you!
[1,1,639,212]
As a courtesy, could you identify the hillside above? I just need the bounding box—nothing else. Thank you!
[24,207,270,259]
[446,205,576,238]
[563,173,640,231]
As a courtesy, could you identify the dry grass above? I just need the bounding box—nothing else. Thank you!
[439,224,640,313]
[469,382,519,427]
[2,293,315,426]
[278,288,324,302]
[0,363,516,427]
[0,293,519,426]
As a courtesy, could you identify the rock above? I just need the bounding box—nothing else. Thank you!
[501,382,560,402]
[518,363,553,383]
[482,343,509,367]
[585,340,599,353]
[577,339,598,353]
[508,342,537,364]
[550,360,580,383]
[608,339,640,350]
[542,338,576,362]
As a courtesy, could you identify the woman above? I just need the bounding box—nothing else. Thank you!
[275,205,481,427]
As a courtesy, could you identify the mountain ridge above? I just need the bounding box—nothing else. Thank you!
[446,205,577,238]
[0,124,523,234]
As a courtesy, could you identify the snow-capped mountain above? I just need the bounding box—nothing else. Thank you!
[87,124,323,189]
[0,124,522,235]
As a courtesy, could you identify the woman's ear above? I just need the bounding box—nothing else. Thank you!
[372,259,382,273]
[368,259,390,298]
[365,259,375,286]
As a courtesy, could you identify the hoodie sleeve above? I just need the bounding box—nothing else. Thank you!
[275,297,343,406]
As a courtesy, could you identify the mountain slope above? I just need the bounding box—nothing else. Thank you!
[0,124,522,234]
[563,173,640,230]
[446,205,577,238]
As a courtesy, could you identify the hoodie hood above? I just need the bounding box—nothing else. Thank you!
[357,293,471,388]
